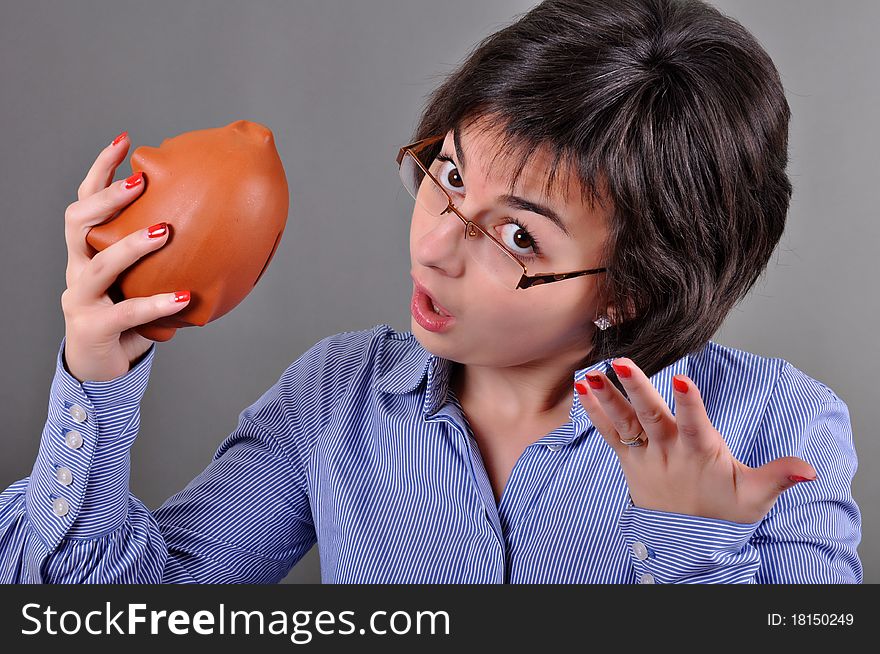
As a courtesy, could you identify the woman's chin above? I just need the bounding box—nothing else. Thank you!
[412,322,454,354]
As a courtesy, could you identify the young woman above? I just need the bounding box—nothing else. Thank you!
[0,0,861,583]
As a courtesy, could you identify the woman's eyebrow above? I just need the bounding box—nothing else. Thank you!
[453,125,573,238]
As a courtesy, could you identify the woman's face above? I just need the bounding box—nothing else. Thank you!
[409,118,611,369]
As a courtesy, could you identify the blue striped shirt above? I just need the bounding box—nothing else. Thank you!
[0,324,862,583]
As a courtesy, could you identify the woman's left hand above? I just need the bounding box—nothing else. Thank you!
[575,358,817,525]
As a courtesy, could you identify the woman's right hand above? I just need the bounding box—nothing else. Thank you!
[61,132,191,383]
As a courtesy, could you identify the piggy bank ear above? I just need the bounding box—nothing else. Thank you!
[86,120,290,342]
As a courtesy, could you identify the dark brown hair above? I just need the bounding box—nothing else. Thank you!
[409,0,792,378]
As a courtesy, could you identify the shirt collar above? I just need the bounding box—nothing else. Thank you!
[373,332,690,442]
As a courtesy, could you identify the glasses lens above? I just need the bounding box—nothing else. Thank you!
[464,222,525,289]
[400,149,525,289]
[400,150,449,216]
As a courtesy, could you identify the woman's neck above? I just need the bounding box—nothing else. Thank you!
[449,354,587,424]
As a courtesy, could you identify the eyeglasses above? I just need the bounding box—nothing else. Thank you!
[397,134,608,290]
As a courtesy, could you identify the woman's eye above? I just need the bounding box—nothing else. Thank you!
[435,157,464,194]
[433,152,543,261]
[498,219,541,260]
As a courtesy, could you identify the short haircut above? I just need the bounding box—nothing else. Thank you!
[409,0,793,378]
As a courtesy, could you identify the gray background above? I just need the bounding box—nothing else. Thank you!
[0,0,876,583]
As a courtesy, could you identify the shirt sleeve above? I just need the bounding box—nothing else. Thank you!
[617,502,763,584]
[749,395,862,583]
[0,336,317,583]
[616,364,862,584]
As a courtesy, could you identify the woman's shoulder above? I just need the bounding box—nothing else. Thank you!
[697,340,846,408]
[695,341,853,469]
[294,322,417,362]
[278,322,421,392]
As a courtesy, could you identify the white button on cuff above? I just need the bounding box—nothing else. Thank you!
[65,430,83,450]
[69,404,88,423]
[632,541,649,561]
[52,497,70,517]
[55,467,73,486]
[547,444,563,451]
[640,572,655,584]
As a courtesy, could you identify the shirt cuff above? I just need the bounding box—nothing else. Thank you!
[618,499,763,584]
[26,336,157,551]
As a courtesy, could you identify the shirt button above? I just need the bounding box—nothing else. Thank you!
[632,541,649,560]
[640,572,655,584]
[69,404,88,423]
[55,467,73,486]
[546,443,563,451]
[52,497,70,517]
[65,430,83,449]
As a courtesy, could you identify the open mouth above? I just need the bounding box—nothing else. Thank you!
[429,297,451,317]
[411,283,456,332]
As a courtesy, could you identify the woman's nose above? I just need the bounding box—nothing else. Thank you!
[414,210,466,274]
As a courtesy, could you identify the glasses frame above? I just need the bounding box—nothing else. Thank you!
[397,134,608,289]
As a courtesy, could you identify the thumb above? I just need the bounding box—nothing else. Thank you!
[752,456,818,501]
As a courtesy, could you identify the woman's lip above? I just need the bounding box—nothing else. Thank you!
[411,285,456,332]
[411,277,454,317]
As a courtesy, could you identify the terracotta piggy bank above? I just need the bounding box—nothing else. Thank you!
[86,120,289,342]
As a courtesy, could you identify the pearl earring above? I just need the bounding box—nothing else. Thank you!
[593,315,612,330]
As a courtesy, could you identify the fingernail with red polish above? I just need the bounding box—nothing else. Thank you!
[789,475,816,483]
[673,376,689,394]
[173,290,190,303]
[586,374,604,390]
[111,131,128,147]
[611,362,631,378]
[124,172,143,189]
[575,381,590,395]
[147,222,167,238]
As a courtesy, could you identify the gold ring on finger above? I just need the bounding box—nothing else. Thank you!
[619,430,647,447]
